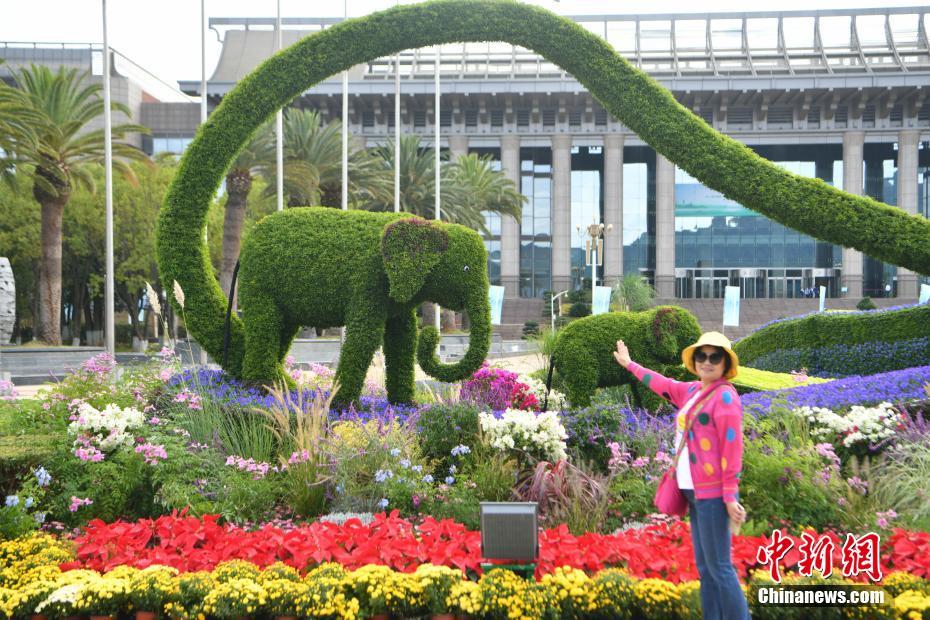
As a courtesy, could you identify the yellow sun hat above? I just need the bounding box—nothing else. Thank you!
[681,331,740,380]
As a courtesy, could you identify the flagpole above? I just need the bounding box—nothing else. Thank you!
[199,0,209,364]
[341,0,348,211]
[102,0,115,356]
[394,0,400,213]
[434,44,441,332]
[276,0,284,212]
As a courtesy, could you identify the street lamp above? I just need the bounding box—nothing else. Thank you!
[550,289,568,332]
[576,222,613,312]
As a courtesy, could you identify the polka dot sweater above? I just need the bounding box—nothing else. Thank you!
[627,362,744,503]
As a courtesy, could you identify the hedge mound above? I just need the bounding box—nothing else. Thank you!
[156,0,930,374]
[734,304,930,376]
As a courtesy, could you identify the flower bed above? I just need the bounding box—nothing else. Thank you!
[2,531,930,620]
[62,512,930,583]
[742,365,930,413]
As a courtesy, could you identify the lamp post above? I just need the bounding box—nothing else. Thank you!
[577,222,612,310]
[550,290,568,332]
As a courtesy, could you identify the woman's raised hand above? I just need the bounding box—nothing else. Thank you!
[613,339,632,369]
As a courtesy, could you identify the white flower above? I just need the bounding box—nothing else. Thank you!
[145,281,162,316]
[479,408,568,461]
[172,280,186,309]
[518,374,568,410]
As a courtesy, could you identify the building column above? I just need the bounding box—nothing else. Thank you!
[448,134,469,160]
[551,134,573,293]
[655,152,676,299]
[896,129,920,299]
[842,131,865,299]
[603,134,625,282]
[499,135,521,297]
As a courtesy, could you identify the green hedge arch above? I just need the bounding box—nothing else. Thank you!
[157,0,930,376]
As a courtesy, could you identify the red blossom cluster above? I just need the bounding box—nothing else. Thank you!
[61,511,930,583]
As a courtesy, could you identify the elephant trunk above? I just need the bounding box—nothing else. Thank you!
[416,294,491,383]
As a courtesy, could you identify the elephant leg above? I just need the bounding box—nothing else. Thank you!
[333,310,386,407]
[383,309,417,404]
[241,291,288,386]
[556,350,596,408]
[279,320,301,361]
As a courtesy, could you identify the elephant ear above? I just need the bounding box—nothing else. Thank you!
[381,218,449,303]
[651,306,682,361]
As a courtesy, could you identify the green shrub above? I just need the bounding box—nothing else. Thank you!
[857,297,878,311]
[734,304,930,376]
[419,446,515,529]
[44,444,156,526]
[0,433,57,492]
[416,403,481,477]
[521,321,540,339]
[611,273,656,313]
[567,302,591,317]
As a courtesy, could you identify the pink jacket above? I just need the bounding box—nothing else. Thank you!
[627,362,744,503]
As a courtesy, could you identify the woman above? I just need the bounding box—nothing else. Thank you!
[613,331,750,620]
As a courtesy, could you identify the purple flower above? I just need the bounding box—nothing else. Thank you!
[742,365,930,414]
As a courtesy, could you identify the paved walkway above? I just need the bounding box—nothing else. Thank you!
[10,353,550,400]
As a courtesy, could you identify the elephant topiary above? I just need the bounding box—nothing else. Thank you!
[234,207,491,406]
[551,306,702,408]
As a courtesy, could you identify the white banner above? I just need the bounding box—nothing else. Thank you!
[723,286,741,327]
[489,285,505,326]
[592,286,613,315]
[920,283,930,305]
[819,286,827,312]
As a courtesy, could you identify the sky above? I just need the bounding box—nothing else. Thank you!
[0,0,921,88]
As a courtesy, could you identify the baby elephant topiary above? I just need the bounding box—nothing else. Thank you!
[552,306,702,407]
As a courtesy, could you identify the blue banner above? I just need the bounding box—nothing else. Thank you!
[723,286,740,327]
[592,286,613,315]
[489,285,505,326]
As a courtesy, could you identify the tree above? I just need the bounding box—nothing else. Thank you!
[0,180,41,341]
[4,65,148,344]
[611,273,657,313]
[113,156,177,343]
[219,123,275,306]
[367,135,522,234]
[272,108,391,208]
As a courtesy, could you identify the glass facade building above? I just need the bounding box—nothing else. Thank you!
[519,147,553,298]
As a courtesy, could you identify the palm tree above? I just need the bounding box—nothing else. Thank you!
[219,122,276,304]
[367,135,523,234]
[5,65,148,344]
[448,152,523,225]
[271,108,391,208]
[0,64,41,185]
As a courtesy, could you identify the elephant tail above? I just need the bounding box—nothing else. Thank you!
[223,259,241,369]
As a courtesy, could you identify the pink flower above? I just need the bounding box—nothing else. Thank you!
[631,457,650,469]
[134,443,168,465]
[187,393,202,410]
[159,368,173,382]
[42,402,51,411]
[69,496,93,512]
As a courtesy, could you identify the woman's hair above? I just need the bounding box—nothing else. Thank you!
[694,345,731,376]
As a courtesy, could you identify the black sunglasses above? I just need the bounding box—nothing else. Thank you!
[694,350,725,365]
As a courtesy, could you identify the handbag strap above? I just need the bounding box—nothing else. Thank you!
[671,382,725,470]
